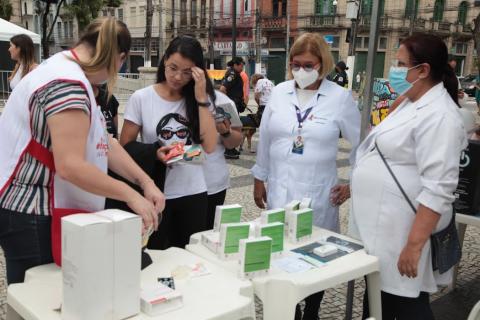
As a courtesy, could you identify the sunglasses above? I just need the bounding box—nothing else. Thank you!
[159,128,190,140]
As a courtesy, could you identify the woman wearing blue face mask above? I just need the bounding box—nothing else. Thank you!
[350,33,467,319]
[252,33,361,320]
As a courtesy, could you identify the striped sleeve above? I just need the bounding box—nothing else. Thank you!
[38,81,91,118]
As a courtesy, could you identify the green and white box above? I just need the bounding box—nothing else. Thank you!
[239,237,272,279]
[299,197,312,209]
[260,208,286,225]
[255,222,284,257]
[284,200,301,234]
[213,204,243,231]
[218,222,251,260]
[288,208,313,243]
[201,231,220,254]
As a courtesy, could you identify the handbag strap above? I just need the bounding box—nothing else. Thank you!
[375,141,417,215]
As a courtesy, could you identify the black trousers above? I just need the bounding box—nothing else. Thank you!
[295,291,325,320]
[205,189,227,230]
[148,192,208,249]
[0,208,53,284]
[363,288,435,320]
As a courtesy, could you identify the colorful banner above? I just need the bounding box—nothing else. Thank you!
[370,78,398,127]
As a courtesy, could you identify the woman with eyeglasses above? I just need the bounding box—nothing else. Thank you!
[120,36,217,249]
[251,33,361,320]
[350,34,467,320]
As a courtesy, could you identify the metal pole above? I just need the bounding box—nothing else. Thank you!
[255,7,262,73]
[144,0,153,67]
[359,0,381,141]
[409,3,415,35]
[172,0,177,37]
[209,0,214,69]
[158,0,164,59]
[285,0,290,80]
[232,0,237,58]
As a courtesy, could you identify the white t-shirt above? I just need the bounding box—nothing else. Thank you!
[255,78,274,106]
[124,85,208,199]
[9,65,23,90]
[202,91,240,195]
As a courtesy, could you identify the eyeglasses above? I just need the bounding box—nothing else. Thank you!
[290,62,319,72]
[159,128,190,140]
[165,65,193,79]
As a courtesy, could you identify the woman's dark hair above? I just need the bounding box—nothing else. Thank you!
[9,34,35,79]
[401,33,458,105]
[156,36,216,144]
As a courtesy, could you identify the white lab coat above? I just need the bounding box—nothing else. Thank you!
[252,79,360,231]
[349,83,467,298]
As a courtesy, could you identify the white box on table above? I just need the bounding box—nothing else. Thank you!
[62,211,141,320]
[288,208,313,243]
[201,231,220,253]
[218,222,251,260]
[255,222,285,257]
[284,200,301,234]
[213,204,243,231]
[260,208,286,225]
[140,283,183,316]
[299,197,312,209]
[238,236,272,279]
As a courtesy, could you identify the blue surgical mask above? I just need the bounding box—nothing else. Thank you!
[388,65,420,96]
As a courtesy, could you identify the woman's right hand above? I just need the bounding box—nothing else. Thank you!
[253,179,267,209]
[126,192,158,233]
[156,145,175,164]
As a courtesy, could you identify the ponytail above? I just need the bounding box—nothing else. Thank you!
[74,17,131,90]
[443,64,459,106]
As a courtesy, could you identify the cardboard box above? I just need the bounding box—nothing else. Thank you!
[288,208,313,243]
[239,237,272,279]
[260,208,286,225]
[255,222,284,256]
[140,283,183,316]
[62,211,141,320]
[218,222,251,260]
[213,204,243,231]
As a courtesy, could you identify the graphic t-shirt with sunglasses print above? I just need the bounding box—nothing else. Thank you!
[124,85,208,199]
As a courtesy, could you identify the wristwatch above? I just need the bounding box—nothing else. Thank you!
[220,130,231,138]
[197,101,211,107]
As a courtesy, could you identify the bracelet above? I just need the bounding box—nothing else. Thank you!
[220,130,231,138]
[197,101,211,107]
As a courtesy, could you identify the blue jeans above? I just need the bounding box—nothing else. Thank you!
[0,208,53,284]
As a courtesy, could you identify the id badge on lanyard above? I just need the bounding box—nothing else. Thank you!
[292,106,313,155]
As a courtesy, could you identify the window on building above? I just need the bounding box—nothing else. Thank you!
[281,0,287,16]
[34,15,39,33]
[130,7,136,24]
[191,0,197,24]
[69,21,73,38]
[331,36,340,49]
[201,0,206,25]
[140,6,145,15]
[379,37,387,49]
[361,0,384,16]
[315,0,335,15]
[57,21,62,39]
[273,0,279,17]
[102,9,107,16]
[458,1,468,25]
[24,2,27,15]
[405,0,419,18]
[433,0,444,22]
[453,42,468,55]
[117,8,124,21]
[180,0,187,25]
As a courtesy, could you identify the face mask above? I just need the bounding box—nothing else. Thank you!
[388,65,421,96]
[292,68,319,89]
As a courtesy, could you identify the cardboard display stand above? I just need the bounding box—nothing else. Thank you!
[455,140,480,216]
[288,208,313,243]
[218,222,251,260]
[239,237,272,279]
[213,204,243,231]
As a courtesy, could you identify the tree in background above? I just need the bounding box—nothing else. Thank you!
[66,0,121,31]
[0,0,13,21]
[472,12,480,73]
[39,0,66,59]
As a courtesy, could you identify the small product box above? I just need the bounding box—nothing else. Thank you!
[213,204,243,231]
[288,208,313,243]
[238,237,272,279]
[201,231,220,254]
[140,283,183,316]
[299,197,312,209]
[62,211,142,320]
[260,208,286,225]
[255,222,284,257]
[284,200,301,233]
[218,222,251,260]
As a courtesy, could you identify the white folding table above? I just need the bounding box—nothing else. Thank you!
[186,227,382,320]
[7,247,256,320]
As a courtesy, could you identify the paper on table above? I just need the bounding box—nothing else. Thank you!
[272,255,315,273]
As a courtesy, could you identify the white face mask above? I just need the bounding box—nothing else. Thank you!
[292,67,319,89]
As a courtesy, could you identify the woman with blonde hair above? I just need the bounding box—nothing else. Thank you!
[8,34,38,90]
[0,17,164,284]
[251,32,361,320]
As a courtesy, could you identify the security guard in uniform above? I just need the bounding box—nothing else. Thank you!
[333,60,349,88]
[220,57,246,159]
[220,57,246,114]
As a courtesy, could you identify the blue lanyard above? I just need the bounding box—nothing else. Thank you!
[295,106,313,129]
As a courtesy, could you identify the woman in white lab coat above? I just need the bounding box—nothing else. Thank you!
[252,33,360,320]
[350,34,467,319]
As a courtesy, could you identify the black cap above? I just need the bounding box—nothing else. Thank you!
[336,61,348,71]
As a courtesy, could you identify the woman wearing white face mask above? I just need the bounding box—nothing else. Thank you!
[251,33,361,320]
[0,17,165,283]
[350,34,467,319]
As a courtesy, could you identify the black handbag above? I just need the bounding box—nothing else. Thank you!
[375,141,462,274]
